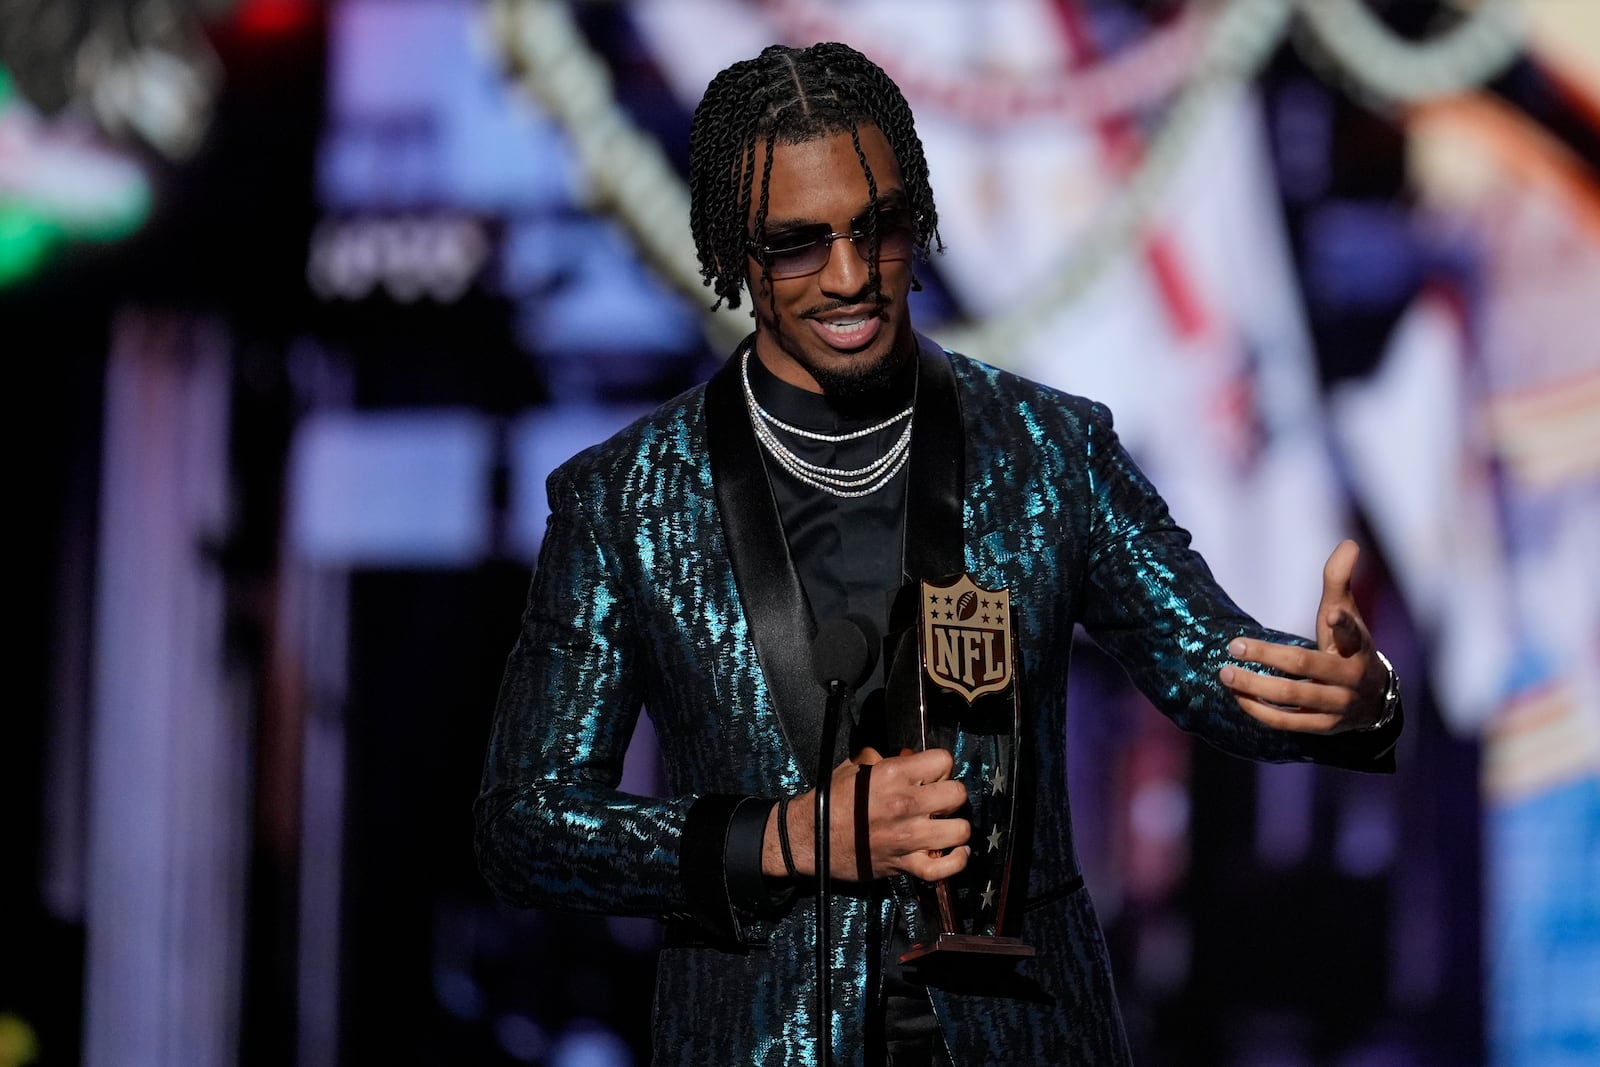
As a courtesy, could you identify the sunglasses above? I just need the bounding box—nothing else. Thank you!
[747,207,917,280]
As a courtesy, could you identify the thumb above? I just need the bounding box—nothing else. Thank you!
[1326,608,1365,657]
[1318,540,1360,651]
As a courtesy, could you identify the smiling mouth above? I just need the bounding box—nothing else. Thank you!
[807,312,883,351]
[806,298,890,344]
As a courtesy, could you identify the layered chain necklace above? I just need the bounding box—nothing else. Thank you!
[741,348,913,499]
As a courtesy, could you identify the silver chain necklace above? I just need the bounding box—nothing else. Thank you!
[741,348,914,499]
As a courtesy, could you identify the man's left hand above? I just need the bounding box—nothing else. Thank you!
[1218,539,1390,734]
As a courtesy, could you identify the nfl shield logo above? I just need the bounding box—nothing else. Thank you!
[921,574,1013,704]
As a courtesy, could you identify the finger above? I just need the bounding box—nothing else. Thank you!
[913,778,968,817]
[1226,638,1363,688]
[890,746,955,784]
[909,816,973,855]
[900,844,972,883]
[1232,692,1344,734]
[854,746,885,766]
[877,778,967,822]
[1219,663,1357,714]
[880,814,970,863]
[932,817,973,851]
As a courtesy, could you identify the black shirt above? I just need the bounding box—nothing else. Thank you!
[745,346,914,710]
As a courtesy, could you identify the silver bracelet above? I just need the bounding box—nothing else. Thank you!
[1362,649,1401,731]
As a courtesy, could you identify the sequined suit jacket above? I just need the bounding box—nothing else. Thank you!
[476,333,1401,1066]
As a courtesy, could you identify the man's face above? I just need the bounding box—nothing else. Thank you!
[745,125,916,396]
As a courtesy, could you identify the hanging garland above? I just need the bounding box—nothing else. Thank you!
[1295,0,1524,109]
[487,0,753,350]
[767,0,1213,125]
[488,0,1527,366]
[938,0,1293,358]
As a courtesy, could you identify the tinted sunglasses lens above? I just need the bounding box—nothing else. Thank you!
[874,211,915,260]
[759,211,918,278]
[765,234,831,279]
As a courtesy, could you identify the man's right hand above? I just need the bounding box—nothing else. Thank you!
[762,747,971,882]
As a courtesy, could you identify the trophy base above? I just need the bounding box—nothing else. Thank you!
[899,933,1036,964]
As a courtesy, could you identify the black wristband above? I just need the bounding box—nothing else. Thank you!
[854,763,874,882]
[777,795,798,878]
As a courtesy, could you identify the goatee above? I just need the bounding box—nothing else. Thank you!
[810,334,917,401]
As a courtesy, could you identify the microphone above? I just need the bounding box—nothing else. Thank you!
[811,613,880,690]
[808,613,879,1067]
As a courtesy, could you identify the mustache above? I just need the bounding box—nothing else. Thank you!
[802,294,891,319]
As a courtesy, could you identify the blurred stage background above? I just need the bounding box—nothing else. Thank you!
[3,1,1598,1064]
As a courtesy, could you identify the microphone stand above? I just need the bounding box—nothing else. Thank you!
[814,678,850,1067]
[808,615,876,1067]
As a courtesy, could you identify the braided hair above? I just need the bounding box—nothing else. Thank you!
[688,42,942,312]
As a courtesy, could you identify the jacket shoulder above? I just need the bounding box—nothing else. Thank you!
[547,384,710,499]
[941,347,1114,437]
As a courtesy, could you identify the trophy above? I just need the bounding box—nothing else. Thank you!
[883,573,1035,962]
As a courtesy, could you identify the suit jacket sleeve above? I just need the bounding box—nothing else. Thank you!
[1075,401,1400,771]
[473,465,776,934]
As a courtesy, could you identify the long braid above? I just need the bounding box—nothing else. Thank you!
[756,136,779,327]
[845,120,882,306]
[688,42,943,311]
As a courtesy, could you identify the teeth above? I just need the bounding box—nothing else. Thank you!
[821,318,866,331]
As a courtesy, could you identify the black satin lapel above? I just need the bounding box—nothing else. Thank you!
[902,334,966,582]
[706,353,822,783]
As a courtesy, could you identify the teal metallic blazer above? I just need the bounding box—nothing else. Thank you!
[475,333,1400,1065]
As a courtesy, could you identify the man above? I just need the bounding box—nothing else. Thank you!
[475,42,1401,1066]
